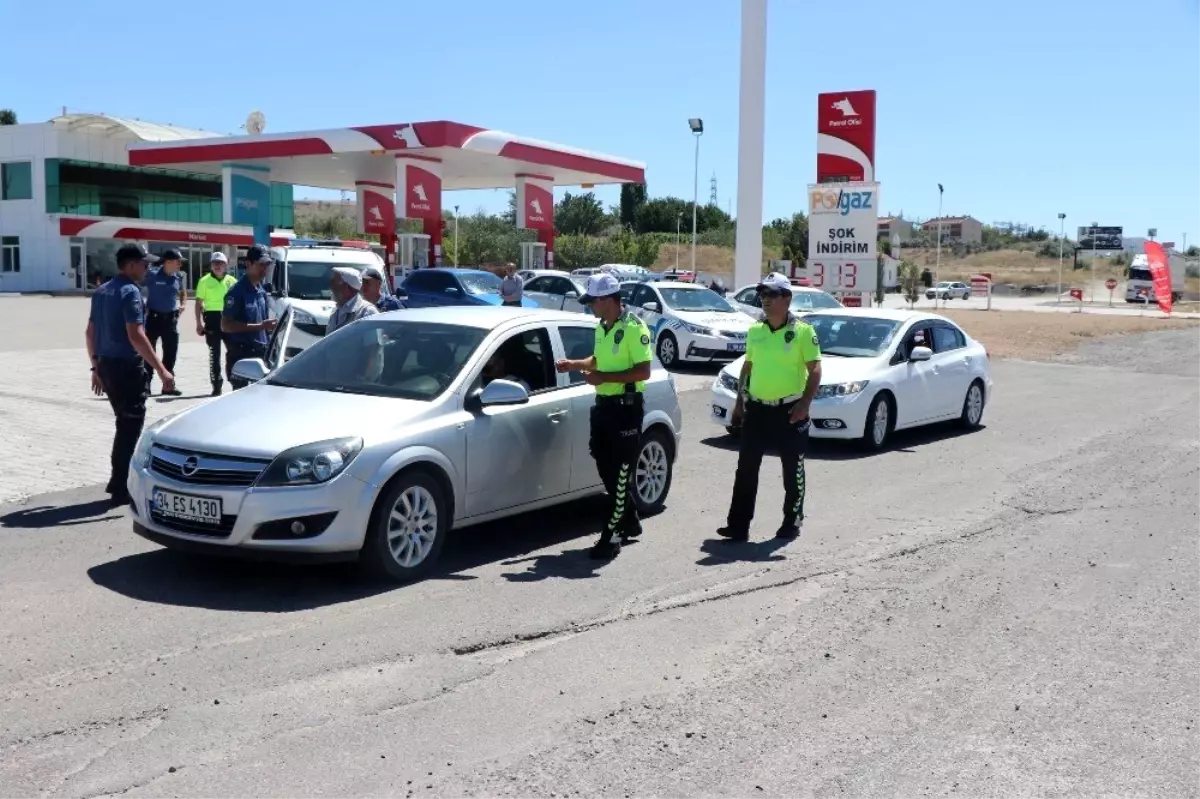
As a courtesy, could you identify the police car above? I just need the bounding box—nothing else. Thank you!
[266,240,388,359]
[618,280,755,368]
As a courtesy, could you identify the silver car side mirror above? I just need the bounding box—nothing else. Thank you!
[231,358,269,383]
[479,379,530,407]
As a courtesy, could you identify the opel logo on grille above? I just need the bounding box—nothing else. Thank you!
[180,456,199,477]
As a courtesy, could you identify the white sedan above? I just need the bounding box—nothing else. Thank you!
[523,271,589,314]
[926,281,971,300]
[728,284,843,319]
[619,281,756,368]
[710,309,993,450]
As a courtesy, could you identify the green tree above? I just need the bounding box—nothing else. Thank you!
[1187,246,1199,258]
[619,183,646,229]
[0,109,16,126]
[636,196,691,234]
[555,191,607,236]
[503,190,517,226]
[899,259,922,308]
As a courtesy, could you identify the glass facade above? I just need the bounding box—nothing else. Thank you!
[44,159,294,229]
[1,161,33,200]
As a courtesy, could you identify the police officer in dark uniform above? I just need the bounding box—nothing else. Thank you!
[86,244,175,506]
[555,273,654,560]
[143,248,187,395]
[221,245,277,389]
[719,272,823,541]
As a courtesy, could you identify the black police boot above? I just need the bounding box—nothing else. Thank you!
[621,521,642,543]
[589,534,621,560]
[211,383,223,397]
[717,525,749,542]
[163,387,182,397]
[775,518,802,540]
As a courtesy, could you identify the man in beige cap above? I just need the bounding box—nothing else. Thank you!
[327,266,378,335]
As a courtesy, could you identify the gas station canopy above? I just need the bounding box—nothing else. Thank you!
[127,120,645,191]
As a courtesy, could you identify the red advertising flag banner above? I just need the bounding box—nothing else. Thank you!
[1143,241,1174,314]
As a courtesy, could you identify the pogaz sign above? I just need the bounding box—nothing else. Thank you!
[808,182,879,260]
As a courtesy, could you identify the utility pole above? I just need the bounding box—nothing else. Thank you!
[1057,212,1066,298]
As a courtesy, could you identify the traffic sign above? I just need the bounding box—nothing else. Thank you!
[1105,278,1117,290]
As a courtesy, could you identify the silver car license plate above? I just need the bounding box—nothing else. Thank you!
[152,488,222,525]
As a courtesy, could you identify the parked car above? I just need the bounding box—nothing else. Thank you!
[926,281,971,300]
[600,264,652,282]
[619,281,755,368]
[661,268,697,283]
[571,267,602,277]
[710,309,992,450]
[728,284,842,320]
[523,272,590,314]
[126,308,684,583]
[401,268,539,308]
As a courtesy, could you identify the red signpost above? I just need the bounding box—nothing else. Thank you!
[1069,287,1084,313]
[1105,277,1117,307]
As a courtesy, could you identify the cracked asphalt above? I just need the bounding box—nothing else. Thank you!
[1,330,1197,797]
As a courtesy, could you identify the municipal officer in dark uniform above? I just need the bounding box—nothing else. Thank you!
[719,272,822,541]
[555,273,653,560]
[86,244,175,506]
[143,248,187,395]
[221,245,277,389]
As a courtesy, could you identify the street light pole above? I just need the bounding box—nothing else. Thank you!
[1090,220,1098,305]
[675,212,682,270]
[453,205,460,265]
[934,183,944,308]
[688,118,704,274]
[1057,212,1066,299]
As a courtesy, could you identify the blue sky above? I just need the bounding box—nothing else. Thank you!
[4,0,1198,245]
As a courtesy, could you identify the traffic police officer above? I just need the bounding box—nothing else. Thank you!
[85,244,175,506]
[143,247,187,395]
[555,273,653,560]
[719,272,823,541]
[194,251,237,395]
[221,245,277,389]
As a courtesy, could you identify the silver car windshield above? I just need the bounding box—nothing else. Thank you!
[791,292,842,311]
[267,320,486,400]
[806,315,902,357]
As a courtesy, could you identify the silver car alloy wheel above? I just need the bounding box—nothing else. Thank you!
[966,383,984,424]
[636,439,669,504]
[872,399,889,446]
[658,336,676,365]
[387,485,438,568]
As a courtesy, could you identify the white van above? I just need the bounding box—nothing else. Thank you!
[266,241,387,360]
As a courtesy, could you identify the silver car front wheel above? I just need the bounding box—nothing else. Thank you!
[633,428,673,515]
[363,470,449,582]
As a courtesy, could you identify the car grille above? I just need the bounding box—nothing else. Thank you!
[147,503,237,538]
[150,445,271,487]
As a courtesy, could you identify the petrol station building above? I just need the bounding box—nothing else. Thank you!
[0,114,645,293]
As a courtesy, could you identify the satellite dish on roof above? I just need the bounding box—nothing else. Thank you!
[245,111,266,136]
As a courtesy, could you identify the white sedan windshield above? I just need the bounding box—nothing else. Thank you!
[807,315,902,357]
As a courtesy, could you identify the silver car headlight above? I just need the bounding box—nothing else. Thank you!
[132,415,177,470]
[718,371,739,391]
[256,437,363,487]
[817,380,870,399]
[683,321,716,336]
[292,309,317,326]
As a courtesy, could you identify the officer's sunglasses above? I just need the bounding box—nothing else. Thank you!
[758,289,787,299]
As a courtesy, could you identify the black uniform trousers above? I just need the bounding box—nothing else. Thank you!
[202,311,232,389]
[96,356,151,500]
[589,393,644,540]
[227,340,267,390]
[726,400,810,531]
[144,310,179,376]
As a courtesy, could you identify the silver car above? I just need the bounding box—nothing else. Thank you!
[126,308,683,582]
[729,284,843,320]
[523,272,589,314]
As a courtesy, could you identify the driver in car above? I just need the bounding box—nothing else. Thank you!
[482,349,530,392]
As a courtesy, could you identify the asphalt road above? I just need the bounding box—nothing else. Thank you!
[1,335,1197,797]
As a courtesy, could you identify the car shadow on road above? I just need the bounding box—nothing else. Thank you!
[1,499,121,528]
[86,495,625,611]
[700,422,987,461]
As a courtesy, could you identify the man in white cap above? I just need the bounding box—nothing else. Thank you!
[718,272,822,543]
[555,272,653,560]
[326,266,378,335]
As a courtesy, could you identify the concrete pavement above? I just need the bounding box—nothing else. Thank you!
[1,329,1197,797]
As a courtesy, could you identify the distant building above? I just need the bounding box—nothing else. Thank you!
[877,216,916,244]
[921,215,983,245]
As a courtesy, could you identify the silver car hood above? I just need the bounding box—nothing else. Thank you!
[154,383,435,459]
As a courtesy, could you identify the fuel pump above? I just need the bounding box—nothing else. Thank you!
[396,233,431,277]
[520,241,547,271]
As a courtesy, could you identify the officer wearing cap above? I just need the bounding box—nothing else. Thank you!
[221,245,277,389]
[718,272,822,542]
[327,266,378,335]
[555,273,653,560]
[86,244,175,506]
[361,266,405,312]
[143,248,187,396]
[194,251,237,395]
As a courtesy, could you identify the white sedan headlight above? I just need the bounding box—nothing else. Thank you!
[132,415,177,469]
[817,380,870,399]
[256,437,363,487]
[292,309,317,326]
[682,321,716,337]
[718,371,739,391]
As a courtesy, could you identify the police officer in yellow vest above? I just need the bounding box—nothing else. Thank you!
[719,272,822,542]
[193,252,238,395]
[555,273,653,560]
